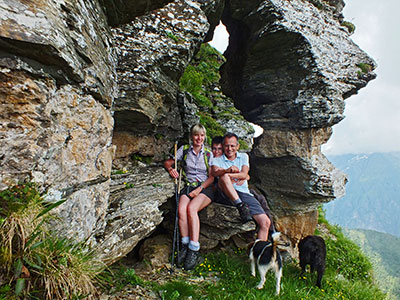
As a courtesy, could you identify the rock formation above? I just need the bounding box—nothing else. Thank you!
[0,0,376,263]
[0,0,116,242]
[220,0,375,241]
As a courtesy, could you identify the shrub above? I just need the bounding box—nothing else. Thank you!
[341,21,356,34]
[179,65,203,96]
[357,63,373,74]
[0,183,104,299]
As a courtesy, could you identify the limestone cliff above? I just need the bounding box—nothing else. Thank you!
[0,0,376,263]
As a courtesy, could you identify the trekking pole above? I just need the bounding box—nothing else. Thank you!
[173,169,182,264]
[171,142,179,269]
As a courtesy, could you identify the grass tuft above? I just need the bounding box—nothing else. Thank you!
[341,21,356,34]
[0,182,104,299]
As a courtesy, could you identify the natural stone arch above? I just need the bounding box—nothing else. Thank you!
[217,0,376,241]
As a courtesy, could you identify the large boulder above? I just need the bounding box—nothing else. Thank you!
[95,166,174,264]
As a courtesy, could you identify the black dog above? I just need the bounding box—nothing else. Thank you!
[298,235,326,288]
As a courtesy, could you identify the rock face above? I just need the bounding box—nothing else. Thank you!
[95,167,174,265]
[0,0,116,242]
[220,0,375,237]
[0,0,376,263]
[111,0,215,164]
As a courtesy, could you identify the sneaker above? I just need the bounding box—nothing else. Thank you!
[184,249,202,271]
[236,202,252,223]
[177,244,188,268]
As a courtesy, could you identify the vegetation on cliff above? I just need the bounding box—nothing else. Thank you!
[179,43,254,148]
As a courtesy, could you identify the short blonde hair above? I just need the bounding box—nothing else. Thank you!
[190,123,206,136]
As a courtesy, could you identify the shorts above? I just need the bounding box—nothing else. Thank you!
[215,189,265,216]
[180,184,215,201]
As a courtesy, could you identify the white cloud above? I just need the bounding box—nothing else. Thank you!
[323,0,400,155]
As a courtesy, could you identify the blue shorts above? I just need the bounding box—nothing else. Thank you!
[215,189,265,216]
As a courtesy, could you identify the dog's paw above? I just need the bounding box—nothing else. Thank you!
[256,284,264,290]
[251,271,256,277]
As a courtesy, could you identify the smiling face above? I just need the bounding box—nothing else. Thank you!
[191,130,205,147]
[223,136,240,160]
[212,143,223,158]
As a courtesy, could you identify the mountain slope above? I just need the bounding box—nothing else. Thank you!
[324,152,400,237]
[344,228,400,300]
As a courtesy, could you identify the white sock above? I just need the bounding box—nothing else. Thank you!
[181,236,189,245]
[188,240,200,251]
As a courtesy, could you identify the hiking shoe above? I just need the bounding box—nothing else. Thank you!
[177,244,188,268]
[236,202,252,223]
[184,249,202,271]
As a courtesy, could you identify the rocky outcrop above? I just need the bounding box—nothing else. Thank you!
[0,0,376,263]
[0,0,116,242]
[220,0,375,237]
[111,0,219,164]
[95,167,174,264]
[221,0,375,129]
[198,203,256,249]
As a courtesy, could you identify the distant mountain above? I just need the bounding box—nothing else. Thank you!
[324,152,400,237]
[344,228,400,300]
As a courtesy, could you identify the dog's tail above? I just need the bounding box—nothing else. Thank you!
[271,232,281,255]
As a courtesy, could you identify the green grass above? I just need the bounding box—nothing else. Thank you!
[97,206,386,299]
[99,265,145,293]
[141,247,384,300]
[144,208,384,299]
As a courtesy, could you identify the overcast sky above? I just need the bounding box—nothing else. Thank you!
[210,0,400,155]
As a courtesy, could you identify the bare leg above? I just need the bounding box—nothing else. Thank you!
[253,214,271,241]
[187,194,211,242]
[218,174,239,203]
[178,195,190,238]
